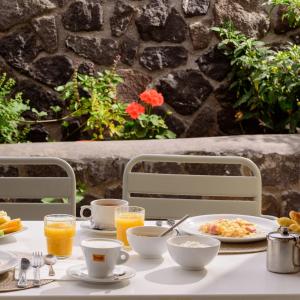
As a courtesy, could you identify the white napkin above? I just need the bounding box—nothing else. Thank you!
[15,257,84,281]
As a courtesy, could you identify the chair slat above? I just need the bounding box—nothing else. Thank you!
[0,203,73,220]
[0,177,73,198]
[127,173,259,197]
[128,197,259,219]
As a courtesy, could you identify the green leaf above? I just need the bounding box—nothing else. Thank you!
[165,130,176,139]
[41,197,60,204]
[32,108,48,118]
[50,105,62,113]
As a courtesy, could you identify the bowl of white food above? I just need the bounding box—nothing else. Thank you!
[167,235,220,270]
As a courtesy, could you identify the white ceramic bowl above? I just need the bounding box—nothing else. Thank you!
[127,226,175,259]
[167,235,220,270]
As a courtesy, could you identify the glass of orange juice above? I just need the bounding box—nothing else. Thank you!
[115,206,145,247]
[44,214,76,259]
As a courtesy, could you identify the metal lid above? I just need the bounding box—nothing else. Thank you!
[267,227,297,240]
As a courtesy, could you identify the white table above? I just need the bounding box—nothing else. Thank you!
[0,221,300,300]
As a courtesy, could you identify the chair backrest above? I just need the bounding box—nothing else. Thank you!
[0,157,76,220]
[122,154,262,219]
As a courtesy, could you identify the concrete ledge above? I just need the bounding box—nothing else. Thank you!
[0,134,299,216]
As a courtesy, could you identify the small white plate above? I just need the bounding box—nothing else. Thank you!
[0,251,18,274]
[0,226,27,240]
[179,214,278,243]
[80,222,116,235]
[67,264,136,283]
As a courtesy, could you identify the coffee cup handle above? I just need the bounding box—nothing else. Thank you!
[117,251,129,264]
[80,205,92,220]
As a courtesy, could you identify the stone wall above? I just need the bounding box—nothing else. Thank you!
[0,135,299,217]
[0,0,299,141]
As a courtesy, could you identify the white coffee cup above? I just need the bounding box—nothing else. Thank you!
[80,199,128,229]
[81,238,129,278]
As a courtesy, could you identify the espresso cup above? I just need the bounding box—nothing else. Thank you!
[80,199,128,229]
[81,238,129,278]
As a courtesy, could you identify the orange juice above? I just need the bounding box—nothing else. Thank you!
[116,212,144,246]
[44,221,75,258]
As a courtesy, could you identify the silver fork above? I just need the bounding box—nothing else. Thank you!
[32,252,43,287]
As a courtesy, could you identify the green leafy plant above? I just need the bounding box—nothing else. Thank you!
[56,64,126,140]
[0,73,30,143]
[213,23,300,133]
[41,182,86,204]
[267,0,300,28]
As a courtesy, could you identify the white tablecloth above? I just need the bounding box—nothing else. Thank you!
[0,221,300,300]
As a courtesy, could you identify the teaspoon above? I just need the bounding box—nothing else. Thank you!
[44,254,57,276]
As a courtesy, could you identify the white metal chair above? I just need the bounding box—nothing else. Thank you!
[122,154,263,219]
[0,157,76,220]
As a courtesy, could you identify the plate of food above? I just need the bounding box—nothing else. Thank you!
[179,214,278,243]
[0,211,25,239]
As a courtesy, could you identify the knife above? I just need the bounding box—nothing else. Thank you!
[17,258,30,288]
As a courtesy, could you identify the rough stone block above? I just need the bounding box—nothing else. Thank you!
[156,69,213,115]
[214,0,270,38]
[0,26,43,72]
[196,46,231,81]
[186,106,218,137]
[77,62,95,76]
[182,0,210,17]
[32,16,58,54]
[62,0,103,32]
[110,1,135,37]
[136,2,188,43]
[0,0,55,31]
[30,55,74,87]
[153,106,186,136]
[66,35,119,66]
[140,46,188,71]
[120,37,139,66]
[189,20,213,50]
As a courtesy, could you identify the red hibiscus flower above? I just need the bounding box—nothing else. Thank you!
[139,89,164,107]
[126,102,145,119]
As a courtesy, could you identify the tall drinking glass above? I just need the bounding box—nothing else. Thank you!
[115,206,145,247]
[44,214,76,259]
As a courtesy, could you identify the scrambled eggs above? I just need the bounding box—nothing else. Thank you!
[200,218,256,238]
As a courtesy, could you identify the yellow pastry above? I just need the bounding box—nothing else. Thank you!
[277,217,295,227]
[289,223,300,233]
[289,211,300,224]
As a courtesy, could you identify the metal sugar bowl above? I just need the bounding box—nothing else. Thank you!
[267,227,300,274]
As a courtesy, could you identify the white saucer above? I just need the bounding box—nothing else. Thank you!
[80,221,116,235]
[0,251,18,274]
[67,264,136,283]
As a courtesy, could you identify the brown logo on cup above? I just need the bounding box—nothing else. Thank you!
[93,254,105,262]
